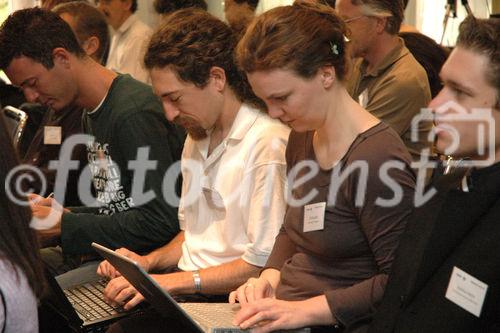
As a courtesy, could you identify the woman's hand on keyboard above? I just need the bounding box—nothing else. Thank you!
[97,248,150,279]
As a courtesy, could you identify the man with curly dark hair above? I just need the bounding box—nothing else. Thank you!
[97,10,289,332]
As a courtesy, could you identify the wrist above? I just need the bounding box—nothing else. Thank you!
[299,296,336,326]
[192,270,202,293]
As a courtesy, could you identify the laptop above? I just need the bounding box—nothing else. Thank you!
[42,267,135,332]
[92,242,311,333]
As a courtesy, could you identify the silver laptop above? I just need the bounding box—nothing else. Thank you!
[92,242,311,333]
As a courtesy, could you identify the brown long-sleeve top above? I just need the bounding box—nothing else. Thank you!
[265,122,416,328]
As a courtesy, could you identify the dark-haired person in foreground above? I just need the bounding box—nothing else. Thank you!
[369,16,500,333]
[0,113,46,332]
[230,2,415,332]
[0,8,184,276]
[98,9,289,332]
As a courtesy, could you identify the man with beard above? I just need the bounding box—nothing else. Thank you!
[97,11,289,326]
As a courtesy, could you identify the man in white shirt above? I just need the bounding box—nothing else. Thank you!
[97,9,289,315]
[96,0,151,83]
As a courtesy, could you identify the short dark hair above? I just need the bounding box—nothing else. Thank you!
[153,0,207,15]
[456,16,499,105]
[0,115,45,299]
[400,32,449,98]
[351,0,404,35]
[402,0,409,10]
[53,1,110,65]
[233,0,259,11]
[0,7,85,70]
[145,9,264,110]
[130,0,137,12]
[237,2,349,81]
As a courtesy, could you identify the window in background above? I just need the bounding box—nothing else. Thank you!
[416,0,492,46]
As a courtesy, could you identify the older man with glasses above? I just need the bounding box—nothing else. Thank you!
[337,0,432,163]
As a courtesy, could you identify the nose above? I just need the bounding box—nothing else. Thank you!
[162,101,180,122]
[23,87,40,103]
[266,104,284,119]
[428,88,451,115]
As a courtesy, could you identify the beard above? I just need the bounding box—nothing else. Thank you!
[174,116,208,141]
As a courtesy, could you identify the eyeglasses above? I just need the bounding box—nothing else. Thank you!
[343,15,366,23]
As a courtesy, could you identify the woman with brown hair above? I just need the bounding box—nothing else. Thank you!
[0,114,45,332]
[229,2,416,332]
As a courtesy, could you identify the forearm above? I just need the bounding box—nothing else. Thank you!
[164,258,261,295]
[259,268,281,290]
[299,295,336,326]
[145,231,184,271]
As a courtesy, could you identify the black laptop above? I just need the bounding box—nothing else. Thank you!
[92,242,312,333]
[41,265,138,332]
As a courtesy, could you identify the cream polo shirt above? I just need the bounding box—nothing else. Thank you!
[177,104,290,271]
[106,14,152,84]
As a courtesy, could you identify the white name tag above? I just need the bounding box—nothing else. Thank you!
[303,202,326,233]
[44,126,62,145]
[445,266,488,317]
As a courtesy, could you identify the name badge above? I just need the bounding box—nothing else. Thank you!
[303,202,326,233]
[445,266,488,317]
[44,126,62,145]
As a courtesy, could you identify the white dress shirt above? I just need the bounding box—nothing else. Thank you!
[106,14,152,84]
[177,104,290,271]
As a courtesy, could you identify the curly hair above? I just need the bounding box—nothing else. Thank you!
[236,2,349,80]
[0,7,85,70]
[153,0,207,15]
[144,9,264,110]
[456,16,499,106]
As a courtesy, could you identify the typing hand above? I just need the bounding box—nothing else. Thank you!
[97,248,150,279]
[233,298,310,333]
[228,277,275,305]
[103,276,145,310]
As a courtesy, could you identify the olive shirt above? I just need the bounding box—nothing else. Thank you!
[347,38,432,160]
[265,123,416,329]
[60,74,185,255]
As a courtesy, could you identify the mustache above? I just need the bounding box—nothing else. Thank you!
[173,116,208,141]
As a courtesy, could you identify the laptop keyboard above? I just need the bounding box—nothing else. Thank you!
[180,302,240,329]
[64,279,125,322]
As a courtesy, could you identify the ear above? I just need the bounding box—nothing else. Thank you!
[123,0,133,12]
[52,47,72,69]
[375,16,387,34]
[82,36,100,59]
[319,65,336,89]
[209,66,227,92]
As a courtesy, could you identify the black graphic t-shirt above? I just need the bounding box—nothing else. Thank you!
[61,74,185,255]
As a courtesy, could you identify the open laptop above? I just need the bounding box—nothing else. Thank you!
[42,267,136,332]
[92,242,311,333]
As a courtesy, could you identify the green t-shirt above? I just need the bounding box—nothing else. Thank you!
[61,74,185,255]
